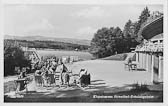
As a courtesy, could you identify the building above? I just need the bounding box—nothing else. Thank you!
[135,12,163,83]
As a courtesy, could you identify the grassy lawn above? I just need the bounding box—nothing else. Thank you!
[101,53,128,61]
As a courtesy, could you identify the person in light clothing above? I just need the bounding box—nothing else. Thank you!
[79,69,87,78]
[60,62,69,85]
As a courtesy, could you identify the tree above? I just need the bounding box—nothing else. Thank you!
[4,40,31,76]
[90,27,123,58]
[123,20,140,52]
[123,20,137,38]
[134,6,150,41]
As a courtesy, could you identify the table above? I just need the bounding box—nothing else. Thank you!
[130,63,138,71]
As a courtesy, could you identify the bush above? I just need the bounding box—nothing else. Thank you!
[4,40,31,76]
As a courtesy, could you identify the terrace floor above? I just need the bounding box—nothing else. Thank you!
[4,60,163,102]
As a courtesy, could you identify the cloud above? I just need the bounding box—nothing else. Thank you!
[73,6,109,19]
[25,18,55,33]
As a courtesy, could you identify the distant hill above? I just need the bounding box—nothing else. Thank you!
[4,35,91,46]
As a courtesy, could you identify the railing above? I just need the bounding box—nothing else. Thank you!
[135,42,163,52]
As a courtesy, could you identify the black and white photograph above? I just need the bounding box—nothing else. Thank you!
[2,0,167,103]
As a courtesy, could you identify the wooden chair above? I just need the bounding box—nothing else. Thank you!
[48,74,55,86]
[54,72,60,87]
[34,75,44,86]
[129,61,138,71]
[80,74,91,87]
[124,57,132,71]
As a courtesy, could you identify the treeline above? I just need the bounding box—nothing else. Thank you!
[89,7,152,58]
[5,39,90,51]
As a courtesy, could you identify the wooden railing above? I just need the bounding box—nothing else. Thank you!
[135,42,163,52]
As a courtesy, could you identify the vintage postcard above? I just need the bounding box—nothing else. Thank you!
[2,0,167,104]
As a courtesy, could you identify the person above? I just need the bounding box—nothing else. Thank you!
[16,67,28,92]
[79,69,90,87]
[79,69,87,78]
[52,59,57,66]
[42,68,49,86]
[64,72,70,86]
[35,70,42,76]
[128,57,132,64]
[127,57,132,71]
[18,67,27,79]
[48,66,54,74]
[60,62,69,85]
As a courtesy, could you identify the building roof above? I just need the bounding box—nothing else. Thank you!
[139,16,163,40]
[151,33,163,40]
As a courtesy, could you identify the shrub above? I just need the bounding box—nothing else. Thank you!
[4,40,31,76]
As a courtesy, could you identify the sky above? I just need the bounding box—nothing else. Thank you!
[4,4,163,40]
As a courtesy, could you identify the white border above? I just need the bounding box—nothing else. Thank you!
[1,0,165,5]
[0,0,167,106]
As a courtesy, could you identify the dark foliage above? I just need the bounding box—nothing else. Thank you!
[89,27,139,58]
[89,7,151,58]
[134,7,150,42]
[4,40,31,76]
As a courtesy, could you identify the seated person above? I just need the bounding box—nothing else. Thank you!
[17,67,28,92]
[35,70,42,76]
[79,69,90,87]
[42,70,50,86]
[48,66,54,74]
[18,67,27,79]
[62,72,70,86]
[79,69,87,78]
[128,58,132,64]
[60,62,69,85]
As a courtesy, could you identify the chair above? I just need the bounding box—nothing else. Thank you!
[80,74,91,87]
[124,57,132,71]
[34,75,43,86]
[59,72,70,87]
[48,74,55,86]
[54,72,60,87]
[129,61,138,71]
[124,61,131,71]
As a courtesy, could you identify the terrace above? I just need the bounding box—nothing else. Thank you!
[136,11,163,53]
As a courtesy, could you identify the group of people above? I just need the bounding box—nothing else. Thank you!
[34,57,70,86]
[17,56,91,90]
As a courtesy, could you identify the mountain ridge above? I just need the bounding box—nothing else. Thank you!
[4,35,91,46]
